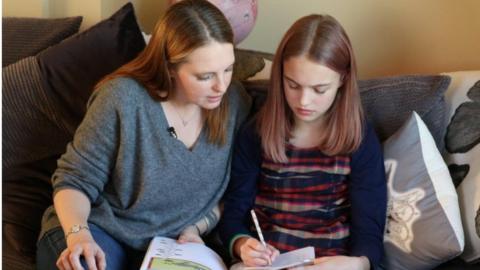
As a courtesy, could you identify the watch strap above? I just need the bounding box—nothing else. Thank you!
[65,224,90,239]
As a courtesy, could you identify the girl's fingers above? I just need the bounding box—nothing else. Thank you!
[251,257,271,266]
[270,247,280,262]
[247,248,272,265]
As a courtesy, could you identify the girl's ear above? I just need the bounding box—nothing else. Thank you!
[338,74,346,88]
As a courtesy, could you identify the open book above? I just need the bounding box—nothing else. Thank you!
[230,246,315,270]
[140,236,227,270]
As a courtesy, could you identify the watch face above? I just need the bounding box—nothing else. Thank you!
[72,225,81,232]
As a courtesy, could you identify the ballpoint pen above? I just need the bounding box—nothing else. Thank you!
[250,209,271,265]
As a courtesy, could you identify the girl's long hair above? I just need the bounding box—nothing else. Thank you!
[97,0,234,145]
[258,14,364,162]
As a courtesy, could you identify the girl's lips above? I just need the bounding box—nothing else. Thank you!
[296,108,314,116]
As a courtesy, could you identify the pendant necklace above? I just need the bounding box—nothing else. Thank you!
[170,102,197,127]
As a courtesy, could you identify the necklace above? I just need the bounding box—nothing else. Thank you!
[170,102,198,127]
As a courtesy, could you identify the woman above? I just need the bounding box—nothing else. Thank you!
[36,1,251,269]
[219,15,387,270]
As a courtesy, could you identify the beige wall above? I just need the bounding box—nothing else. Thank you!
[3,0,47,17]
[239,0,480,78]
[2,0,166,31]
[3,0,479,79]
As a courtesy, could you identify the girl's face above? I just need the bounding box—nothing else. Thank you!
[171,41,235,109]
[283,55,342,126]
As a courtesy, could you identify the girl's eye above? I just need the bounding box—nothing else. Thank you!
[314,88,327,94]
[287,82,301,89]
[225,66,234,73]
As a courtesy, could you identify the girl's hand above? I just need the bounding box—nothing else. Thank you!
[289,255,370,270]
[234,237,279,267]
[178,225,204,244]
[57,230,106,270]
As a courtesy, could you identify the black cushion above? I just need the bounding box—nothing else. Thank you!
[2,3,145,269]
[37,2,146,133]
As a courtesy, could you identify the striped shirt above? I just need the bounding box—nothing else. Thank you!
[219,119,387,267]
[255,144,351,257]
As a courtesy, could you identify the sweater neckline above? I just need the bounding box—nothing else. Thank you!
[159,101,207,154]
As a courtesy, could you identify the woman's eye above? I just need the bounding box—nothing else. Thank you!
[225,66,233,73]
[197,74,213,81]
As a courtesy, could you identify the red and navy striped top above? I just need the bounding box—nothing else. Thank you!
[219,119,387,267]
[255,144,351,256]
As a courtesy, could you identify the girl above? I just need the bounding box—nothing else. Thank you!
[219,14,386,270]
[36,1,251,269]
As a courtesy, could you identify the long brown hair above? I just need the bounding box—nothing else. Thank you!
[97,0,234,145]
[258,14,364,162]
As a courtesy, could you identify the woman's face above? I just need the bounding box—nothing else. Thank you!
[171,41,235,109]
[283,55,342,126]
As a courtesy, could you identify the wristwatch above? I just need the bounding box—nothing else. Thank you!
[65,224,89,239]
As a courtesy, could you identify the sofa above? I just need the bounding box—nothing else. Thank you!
[3,3,479,270]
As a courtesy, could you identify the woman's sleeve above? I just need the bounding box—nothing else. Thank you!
[349,123,387,268]
[191,204,221,235]
[218,119,262,257]
[51,82,121,203]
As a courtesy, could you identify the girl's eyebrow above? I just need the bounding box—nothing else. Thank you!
[195,72,214,77]
[284,75,331,87]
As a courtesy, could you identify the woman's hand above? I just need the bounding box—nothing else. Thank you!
[178,225,204,244]
[290,255,370,270]
[56,230,106,270]
[234,237,279,267]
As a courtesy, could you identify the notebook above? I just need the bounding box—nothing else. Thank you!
[231,246,315,270]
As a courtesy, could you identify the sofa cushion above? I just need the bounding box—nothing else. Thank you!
[442,70,480,263]
[2,3,145,269]
[2,57,71,171]
[359,75,450,152]
[381,112,464,269]
[2,16,82,67]
[233,49,273,81]
[2,57,58,270]
[37,2,145,134]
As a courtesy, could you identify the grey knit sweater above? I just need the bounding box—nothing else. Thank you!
[40,77,251,250]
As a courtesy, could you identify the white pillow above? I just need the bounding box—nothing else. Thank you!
[382,112,464,269]
[442,70,480,263]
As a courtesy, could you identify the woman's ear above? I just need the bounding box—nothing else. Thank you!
[168,65,177,79]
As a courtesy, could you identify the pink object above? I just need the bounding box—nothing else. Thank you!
[169,0,258,44]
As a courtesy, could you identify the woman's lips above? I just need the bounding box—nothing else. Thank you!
[207,95,222,103]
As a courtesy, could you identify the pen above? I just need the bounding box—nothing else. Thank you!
[251,209,272,265]
[250,209,266,247]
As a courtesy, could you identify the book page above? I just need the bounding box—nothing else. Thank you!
[231,246,315,270]
[140,236,227,270]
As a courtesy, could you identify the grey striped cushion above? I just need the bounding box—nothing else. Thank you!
[2,16,82,67]
[360,75,451,152]
[2,56,72,171]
